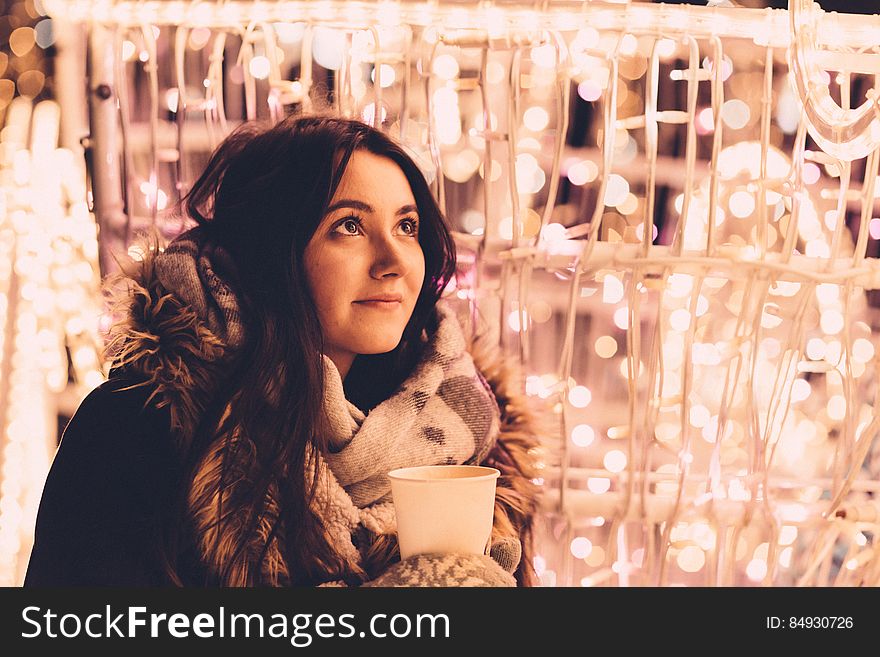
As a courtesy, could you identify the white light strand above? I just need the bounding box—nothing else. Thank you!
[0,99,105,586]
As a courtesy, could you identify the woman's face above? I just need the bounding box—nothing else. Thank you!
[304,150,426,379]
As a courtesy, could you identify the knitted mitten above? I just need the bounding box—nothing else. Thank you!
[364,537,522,587]
[488,535,522,574]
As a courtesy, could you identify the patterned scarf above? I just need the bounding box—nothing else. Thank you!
[321,302,500,508]
[154,227,500,546]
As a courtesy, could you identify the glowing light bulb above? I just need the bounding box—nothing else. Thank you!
[669,309,691,332]
[523,106,550,132]
[313,28,345,70]
[164,88,179,113]
[188,27,211,50]
[746,559,768,581]
[498,216,514,241]
[9,27,36,57]
[827,395,846,421]
[852,338,875,363]
[761,303,783,329]
[632,221,655,244]
[567,159,598,186]
[443,149,480,183]
[771,281,800,297]
[805,240,830,258]
[507,309,529,332]
[657,38,676,58]
[790,378,811,402]
[667,273,693,297]
[603,450,627,473]
[617,193,639,215]
[619,34,638,56]
[249,56,271,80]
[568,385,592,408]
[573,27,600,51]
[577,80,602,102]
[541,223,567,244]
[35,18,54,49]
[486,61,505,85]
[692,295,709,317]
[721,99,749,129]
[820,310,844,335]
[595,335,618,359]
[674,193,684,214]
[779,526,798,546]
[570,537,593,559]
[432,54,459,80]
[702,55,733,81]
[370,64,396,88]
[602,274,625,304]
[517,136,541,152]
[677,546,705,573]
[826,339,842,364]
[529,299,552,323]
[729,191,755,218]
[697,107,714,133]
[823,210,838,230]
[815,283,839,305]
[603,174,629,207]
[587,477,611,494]
[777,84,800,133]
[121,40,136,61]
[275,22,305,44]
[701,416,720,443]
[803,162,821,185]
[477,159,502,181]
[655,423,681,443]
[515,152,542,193]
[571,424,595,447]
[689,405,711,428]
[530,44,557,68]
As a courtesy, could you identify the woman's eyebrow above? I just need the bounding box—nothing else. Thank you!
[326,199,372,214]
[326,199,419,215]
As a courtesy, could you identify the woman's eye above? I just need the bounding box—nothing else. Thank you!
[335,217,362,235]
[400,218,419,235]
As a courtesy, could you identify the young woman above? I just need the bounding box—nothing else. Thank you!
[25,115,541,587]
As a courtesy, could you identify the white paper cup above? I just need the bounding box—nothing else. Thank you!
[388,465,500,559]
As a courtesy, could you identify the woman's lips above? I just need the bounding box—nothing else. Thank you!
[353,300,402,309]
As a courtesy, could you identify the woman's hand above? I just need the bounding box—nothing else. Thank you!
[363,537,521,587]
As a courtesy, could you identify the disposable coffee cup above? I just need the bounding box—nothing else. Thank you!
[388,465,500,559]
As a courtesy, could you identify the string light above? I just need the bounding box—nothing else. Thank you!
[0,99,104,585]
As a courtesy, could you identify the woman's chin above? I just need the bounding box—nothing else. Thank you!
[354,338,404,356]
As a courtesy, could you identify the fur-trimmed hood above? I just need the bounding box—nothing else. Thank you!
[106,250,543,586]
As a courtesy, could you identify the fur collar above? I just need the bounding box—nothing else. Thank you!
[106,250,543,586]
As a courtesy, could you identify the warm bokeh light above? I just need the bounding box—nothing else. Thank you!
[595,335,618,359]
[571,424,595,447]
[570,537,593,559]
[568,385,592,408]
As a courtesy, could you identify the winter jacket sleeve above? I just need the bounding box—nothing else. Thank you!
[24,379,179,586]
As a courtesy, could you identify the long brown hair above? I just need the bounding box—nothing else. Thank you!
[163,115,456,585]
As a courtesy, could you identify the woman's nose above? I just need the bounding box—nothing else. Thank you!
[369,233,408,279]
